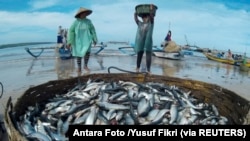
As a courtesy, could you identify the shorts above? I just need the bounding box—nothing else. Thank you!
[57,36,63,43]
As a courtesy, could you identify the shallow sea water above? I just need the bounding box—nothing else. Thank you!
[0,43,250,140]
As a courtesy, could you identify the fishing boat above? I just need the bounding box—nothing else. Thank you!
[152,45,184,60]
[203,52,242,66]
[153,50,184,60]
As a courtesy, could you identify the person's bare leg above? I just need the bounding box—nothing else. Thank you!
[84,52,90,71]
[76,57,82,72]
[136,51,144,72]
[146,51,152,74]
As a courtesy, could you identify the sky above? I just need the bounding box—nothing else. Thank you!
[0,0,250,54]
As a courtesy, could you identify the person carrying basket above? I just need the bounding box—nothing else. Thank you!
[134,4,157,74]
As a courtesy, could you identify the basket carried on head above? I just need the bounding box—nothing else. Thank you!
[135,4,158,17]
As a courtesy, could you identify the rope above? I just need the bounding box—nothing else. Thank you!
[25,48,44,58]
[107,66,147,75]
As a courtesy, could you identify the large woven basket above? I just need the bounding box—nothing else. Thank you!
[135,4,158,17]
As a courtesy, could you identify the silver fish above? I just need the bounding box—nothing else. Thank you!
[96,101,130,110]
[169,102,178,124]
[85,106,98,125]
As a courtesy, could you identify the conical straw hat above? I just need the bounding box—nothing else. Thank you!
[75,7,92,18]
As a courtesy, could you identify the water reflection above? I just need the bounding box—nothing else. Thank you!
[55,55,106,78]
[225,64,232,76]
[96,56,105,70]
[238,68,250,83]
[216,63,220,72]
[223,64,232,83]
[153,58,183,76]
[215,63,239,80]
[26,58,47,75]
[55,58,75,80]
[152,56,250,82]
[26,59,37,75]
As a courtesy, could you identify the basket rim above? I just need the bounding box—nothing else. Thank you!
[135,4,158,10]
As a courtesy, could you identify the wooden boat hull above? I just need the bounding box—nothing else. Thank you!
[153,50,183,60]
[204,53,242,66]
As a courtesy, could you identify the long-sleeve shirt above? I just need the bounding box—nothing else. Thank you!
[67,18,97,57]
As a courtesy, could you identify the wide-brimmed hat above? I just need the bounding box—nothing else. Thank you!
[75,7,92,18]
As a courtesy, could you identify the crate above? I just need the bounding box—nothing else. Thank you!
[4,73,250,141]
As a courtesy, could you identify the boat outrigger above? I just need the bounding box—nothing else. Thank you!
[153,50,184,60]
[25,47,55,58]
[25,43,107,59]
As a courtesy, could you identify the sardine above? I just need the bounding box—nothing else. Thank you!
[96,101,130,110]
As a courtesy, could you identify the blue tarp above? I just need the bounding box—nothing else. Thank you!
[59,47,72,60]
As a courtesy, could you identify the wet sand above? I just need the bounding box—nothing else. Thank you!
[0,46,250,140]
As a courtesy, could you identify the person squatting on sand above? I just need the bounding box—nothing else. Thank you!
[134,4,155,74]
[67,7,98,73]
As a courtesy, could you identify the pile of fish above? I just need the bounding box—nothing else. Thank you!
[13,78,229,140]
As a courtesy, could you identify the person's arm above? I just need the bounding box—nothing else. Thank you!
[67,20,77,49]
[149,4,155,24]
[134,12,139,25]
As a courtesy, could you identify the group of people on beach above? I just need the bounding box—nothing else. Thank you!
[216,49,243,61]
[57,26,68,46]
[60,4,158,74]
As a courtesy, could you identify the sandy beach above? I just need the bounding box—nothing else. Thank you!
[0,43,250,140]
